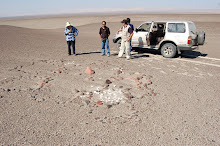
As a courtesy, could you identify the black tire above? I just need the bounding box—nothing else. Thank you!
[161,43,177,58]
[197,31,205,45]
[116,39,121,50]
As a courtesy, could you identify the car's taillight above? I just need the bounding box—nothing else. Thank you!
[188,36,192,44]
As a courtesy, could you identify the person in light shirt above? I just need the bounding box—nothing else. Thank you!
[64,22,79,56]
[117,19,134,60]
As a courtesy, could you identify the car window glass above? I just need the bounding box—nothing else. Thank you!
[189,23,196,34]
[138,23,151,32]
[168,23,185,33]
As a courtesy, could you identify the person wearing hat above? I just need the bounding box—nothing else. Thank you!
[64,22,79,56]
[117,19,134,60]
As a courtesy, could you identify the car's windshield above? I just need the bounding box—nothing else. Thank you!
[137,23,151,32]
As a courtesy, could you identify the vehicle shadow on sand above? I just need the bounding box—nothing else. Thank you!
[132,54,150,59]
[111,49,150,59]
[132,48,160,57]
[179,51,208,59]
[132,48,208,59]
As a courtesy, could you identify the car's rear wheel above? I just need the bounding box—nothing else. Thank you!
[116,39,121,50]
[161,43,177,58]
[197,31,205,45]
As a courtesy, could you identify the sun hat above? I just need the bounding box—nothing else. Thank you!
[66,22,72,27]
[121,19,128,24]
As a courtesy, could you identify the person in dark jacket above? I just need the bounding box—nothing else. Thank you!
[64,22,79,56]
[127,18,134,52]
[127,18,134,31]
[99,21,110,56]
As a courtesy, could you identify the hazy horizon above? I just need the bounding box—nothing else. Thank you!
[0,0,220,18]
[1,9,220,19]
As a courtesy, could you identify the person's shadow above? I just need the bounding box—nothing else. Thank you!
[76,51,101,56]
[138,37,144,47]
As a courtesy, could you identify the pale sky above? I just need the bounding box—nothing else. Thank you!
[0,0,220,17]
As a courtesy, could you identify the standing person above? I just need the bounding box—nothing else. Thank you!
[117,19,134,60]
[99,21,110,56]
[64,22,79,56]
[127,18,134,31]
[127,18,134,52]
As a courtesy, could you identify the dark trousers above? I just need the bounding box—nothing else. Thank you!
[67,41,75,55]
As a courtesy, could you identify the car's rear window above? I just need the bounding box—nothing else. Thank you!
[168,23,185,33]
[189,22,197,34]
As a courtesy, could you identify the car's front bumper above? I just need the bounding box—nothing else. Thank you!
[177,45,198,51]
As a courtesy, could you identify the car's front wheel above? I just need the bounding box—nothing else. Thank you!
[116,39,121,50]
[161,43,177,58]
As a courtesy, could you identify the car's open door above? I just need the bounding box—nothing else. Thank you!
[131,22,152,48]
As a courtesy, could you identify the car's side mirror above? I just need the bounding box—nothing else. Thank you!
[135,28,138,32]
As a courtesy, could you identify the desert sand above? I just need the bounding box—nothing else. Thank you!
[0,14,220,145]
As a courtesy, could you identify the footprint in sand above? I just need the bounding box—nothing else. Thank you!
[207,73,214,77]
[160,71,167,74]
[64,61,75,66]
[167,65,177,68]
[151,67,161,70]
[177,72,188,76]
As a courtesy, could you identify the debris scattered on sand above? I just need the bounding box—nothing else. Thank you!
[88,77,94,82]
[116,70,122,75]
[95,87,125,105]
[96,100,103,105]
[39,82,45,88]
[85,66,95,75]
[147,79,152,85]
[46,84,51,87]
[105,79,112,85]
[85,100,90,105]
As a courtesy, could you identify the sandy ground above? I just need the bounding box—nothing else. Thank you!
[0,14,220,145]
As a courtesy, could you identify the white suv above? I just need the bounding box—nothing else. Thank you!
[113,21,205,58]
